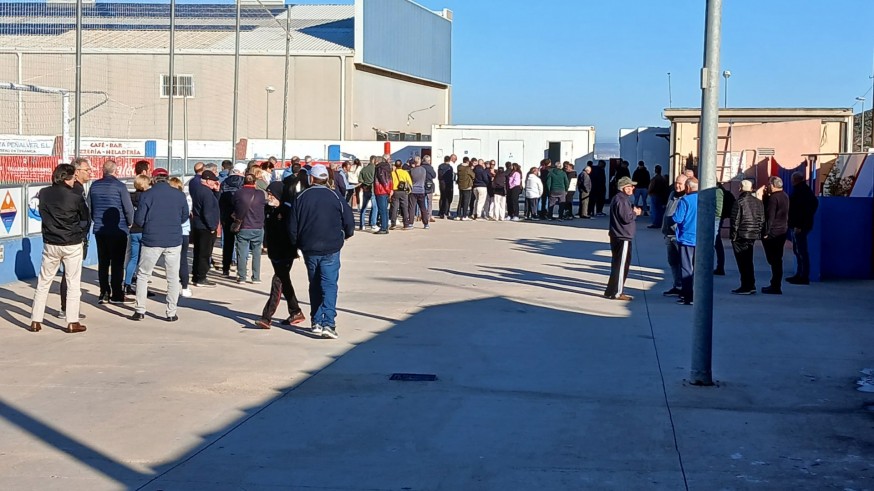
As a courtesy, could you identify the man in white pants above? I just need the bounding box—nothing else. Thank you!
[29,163,90,333]
[129,168,190,322]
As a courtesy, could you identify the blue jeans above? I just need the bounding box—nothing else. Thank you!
[375,194,390,232]
[791,229,810,280]
[125,233,142,287]
[303,251,341,328]
[359,190,378,229]
[679,244,695,301]
[650,196,666,227]
[235,229,264,282]
[633,188,648,209]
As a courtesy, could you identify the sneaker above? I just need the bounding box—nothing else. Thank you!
[761,286,782,295]
[193,280,217,289]
[129,312,145,321]
[97,294,110,305]
[58,310,86,320]
[251,279,261,285]
[166,315,179,322]
[321,326,338,339]
[255,318,271,329]
[180,288,193,298]
[371,226,380,232]
[375,230,389,235]
[424,225,430,229]
[311,324,324,335]
[662,288,682,297]
[110,296,135,305]
[281,312,306,326]
[461,217,471,221]
[731,288,755,295]
[403,226,414,230]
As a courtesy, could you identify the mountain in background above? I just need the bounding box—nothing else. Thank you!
[854,109,872,151]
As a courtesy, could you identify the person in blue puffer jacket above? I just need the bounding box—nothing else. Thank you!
[89,159,134,304]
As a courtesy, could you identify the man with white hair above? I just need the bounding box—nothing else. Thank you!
[89,159,135,304]
[672,177,699,305]
[729,179,765,294]
[661,174,687,297]
[761,176,790,294]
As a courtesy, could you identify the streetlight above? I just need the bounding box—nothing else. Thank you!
[265,85,275,139]
[722,70,731,108]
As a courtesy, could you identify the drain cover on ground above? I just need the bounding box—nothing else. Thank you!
[390,373,437,382]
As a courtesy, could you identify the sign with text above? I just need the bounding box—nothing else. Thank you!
[0,135,54,156]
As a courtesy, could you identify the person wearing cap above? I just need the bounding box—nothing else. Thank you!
[232,173,267,284]
[604,176,642,301]
[729,179,765,295]
[129,168,190,322]
[219,162,247,276]
[288,164,355,339]
[672,177,699,305]
[256,181,305,329]
[190,170,221,288]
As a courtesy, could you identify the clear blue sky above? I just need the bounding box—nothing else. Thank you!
[115,0,874,141]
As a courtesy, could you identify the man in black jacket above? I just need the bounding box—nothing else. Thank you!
[761,176,790,294]
[59,157,92,319]
[437,155,455,219]
[604,176,642,300]
[29,164,89,333]
[130,168,190,321]
[289,164,354,339]
[190,169,221,288]
[729,180,765,294]
[589,160,608,217]
[577,164,592,219]
[787,172,819,285]
[219,163,246,276]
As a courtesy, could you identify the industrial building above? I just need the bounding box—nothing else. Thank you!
[0,0,452,145]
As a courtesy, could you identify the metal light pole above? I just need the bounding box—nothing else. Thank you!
[265,85,275,139]
[857,96,866,152]
[280,5,291,167]
[722,70,731,108]
[183,94,189,173]
[231,0,241,162]
[74,0,82,159]
[690,0,723,387]
[167,0,176,171]
[667,72,673,108]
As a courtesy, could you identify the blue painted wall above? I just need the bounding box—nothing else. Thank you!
[809,197,874,281]
[0,235,98,285]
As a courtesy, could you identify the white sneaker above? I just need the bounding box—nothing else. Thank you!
[311,324,324,335]
[180,288,192,298]
[371,226,380,232]
[321,326,338,339]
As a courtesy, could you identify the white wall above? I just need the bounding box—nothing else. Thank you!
[619,127,670,167]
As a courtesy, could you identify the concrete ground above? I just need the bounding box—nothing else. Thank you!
[1,213,873,491]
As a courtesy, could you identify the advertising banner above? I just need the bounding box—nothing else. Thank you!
[0,186,24,238]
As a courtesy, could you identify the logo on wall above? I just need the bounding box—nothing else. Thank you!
[1,191,17,233]
[27,193,41,222]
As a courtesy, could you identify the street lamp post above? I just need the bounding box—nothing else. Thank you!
[265,85,275,139]
[722,70,731,108]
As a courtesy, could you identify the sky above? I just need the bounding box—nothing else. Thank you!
[81,0,874,142]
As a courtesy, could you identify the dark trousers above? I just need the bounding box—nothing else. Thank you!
[561,192,575,218]
[179,235,190,289]
[732,238,756,290]
[679,244,695,301]
[439,182,454,217]
[457,189,472,218]
[578,192,590,217]
[604,237,632,297]
[791,229,810,281]
[539,192,549,217]
[261,258,301,321]
[714,219,725,272]
[525,198,539,218]
[762,234,787,289]
[191,228,216,283]
[221,221,237,274]
[507,187,521,218]
[391,191,410,227]
[95,233,127,299]
[548,193,564,218]
[590,190,606,215]
[409,192,428,224]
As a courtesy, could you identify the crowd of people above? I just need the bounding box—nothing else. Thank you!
[604,166,819,304]
[23,152,820,336]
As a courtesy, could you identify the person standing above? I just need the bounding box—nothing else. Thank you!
[358,156,377,231]
[346,159,361,207]
[545,161,569,220]
[491,167,508,221]
[256,181,305,329]
[190,169,221,288]
[455,159,474,220]
[787,172,819,285]
[167,177,193,298]
[59,157,92,319]
[408,158,432,228]
[390,160,412,230]
[729,179,765,295]
[631,161,651,214]
[761,176,790,294]
[288,164,355,339]
[524,166,543,220]
[577,164,592,219]
[604,176,642,300]
[647,165,670,228]
[89,159,135,304]
[124,175,151,296]
[28,164,90,333]
[373,156,393,234]
[437,155,455,219]
[538,159,552,218]
[472,160,491,220]
[219,163,245,277]
[590,160,608,216]
[561,162,577,219]
[672,178,699,305]
[129,168,189,322]
[333,162,349,200]
[507,163,523,221]
[421,155,437,223]
[232,173,266,284]
[661,174,688,297]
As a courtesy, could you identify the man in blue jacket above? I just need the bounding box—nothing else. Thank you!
[130,168,189,322]
[672,177,699,305]
[289,164,355,339]
[89,159,135,304]
[190,170,221,288]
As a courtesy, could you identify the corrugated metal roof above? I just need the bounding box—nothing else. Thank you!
[0,2,354,54]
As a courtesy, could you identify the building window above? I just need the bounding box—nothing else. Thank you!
[160,74,195,98]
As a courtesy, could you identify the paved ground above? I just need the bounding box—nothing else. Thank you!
[1,214,873,490]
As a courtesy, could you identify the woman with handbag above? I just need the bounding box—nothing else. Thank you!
[231,173,266,284]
